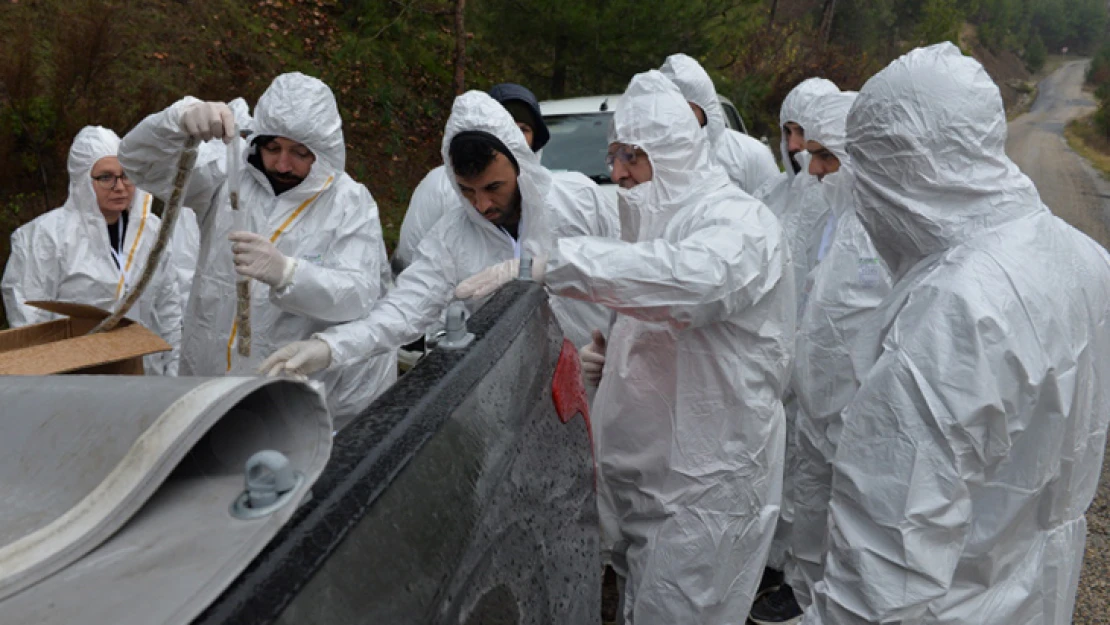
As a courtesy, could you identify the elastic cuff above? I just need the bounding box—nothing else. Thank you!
[277,257,298,290]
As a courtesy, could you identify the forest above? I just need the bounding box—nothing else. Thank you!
[0,0,1106,258]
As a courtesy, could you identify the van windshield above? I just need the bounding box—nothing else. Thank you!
[540,113,614,184]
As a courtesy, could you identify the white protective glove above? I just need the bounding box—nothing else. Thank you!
[179,101,237,143]
[454,256,547,300]
[579,329,607,388]
[230,231,295,288]
[259,339,333,378]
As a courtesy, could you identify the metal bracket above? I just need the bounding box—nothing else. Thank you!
[230,450,304,520]
[437,300,475,350]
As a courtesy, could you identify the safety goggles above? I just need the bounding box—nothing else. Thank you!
[91,173,134,190]
[605,144,646,172]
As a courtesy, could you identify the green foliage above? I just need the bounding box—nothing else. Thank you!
[1025,33,1047,73]
[913,0,967,46]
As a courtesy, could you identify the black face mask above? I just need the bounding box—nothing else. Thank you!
[248,137,306,196]
[790,153,803,175]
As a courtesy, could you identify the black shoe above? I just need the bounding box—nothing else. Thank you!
[755,566,785,599]
[749,583,803,625]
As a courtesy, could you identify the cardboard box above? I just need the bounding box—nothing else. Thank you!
[0,301,171,375]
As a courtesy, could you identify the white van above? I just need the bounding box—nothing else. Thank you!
[539,94,753,189]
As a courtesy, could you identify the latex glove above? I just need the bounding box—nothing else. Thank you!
[260,339,332,377]
[179,101,236,142]
[230,231,294,288]
[454,256,546,300]
[579,329,607,388]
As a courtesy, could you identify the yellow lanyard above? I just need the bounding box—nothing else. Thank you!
[114,195,151,298]
[226,177,333,370]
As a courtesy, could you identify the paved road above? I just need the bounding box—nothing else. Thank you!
[1007,59,1110,245]
[1007,59,1110,625]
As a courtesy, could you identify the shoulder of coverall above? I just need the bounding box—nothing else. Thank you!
[252,72,346,175]
[659,53,727,143]
[847,42,1044,259]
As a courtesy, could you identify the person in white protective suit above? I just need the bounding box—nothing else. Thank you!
[257,90,618,377]
[119,72,396,425]
[747,77,840,622]
[660,53,780,195]
[755,77,839,303]
[454,70,796,625]
[391,83,552,275]
[170,97,255,301]
[802,42,1110,625]
[762,91,893,621]
[2,126,182,375]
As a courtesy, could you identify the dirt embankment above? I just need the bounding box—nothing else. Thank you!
[960,24,1034,111]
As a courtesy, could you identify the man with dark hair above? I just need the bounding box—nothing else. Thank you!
[260,90,618,377]
[391,83,550,274]
[119,72,395,427]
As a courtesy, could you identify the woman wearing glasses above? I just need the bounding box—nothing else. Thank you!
[1,125,181,374]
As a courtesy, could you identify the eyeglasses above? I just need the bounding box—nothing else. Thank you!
[91,173,134,190]
[605,144,646,173]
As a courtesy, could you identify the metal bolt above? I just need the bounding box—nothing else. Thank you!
[230,450,304,520]
[438,300,475,350]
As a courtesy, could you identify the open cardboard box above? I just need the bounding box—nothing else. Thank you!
[0,301,171,375]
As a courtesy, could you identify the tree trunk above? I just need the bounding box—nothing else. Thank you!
[819,0,837,50]
[452,0,467,94]
[769,0,778,24]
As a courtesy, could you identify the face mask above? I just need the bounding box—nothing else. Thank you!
[822,165,856,218]
[617,178,689,243]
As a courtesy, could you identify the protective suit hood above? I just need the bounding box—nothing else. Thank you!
[252,72,345,178]
[442,90,554,256]
[807,91,859,218]
[610,70,730,241]
[659,53,726,148]
[486,82,550,151]
[66,126,124,218]
[780,78,838,181]
[848,42,1044,273]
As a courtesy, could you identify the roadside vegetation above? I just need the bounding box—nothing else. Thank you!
[1,0,1106,329]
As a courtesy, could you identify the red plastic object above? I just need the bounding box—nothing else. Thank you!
[552,339,591,428]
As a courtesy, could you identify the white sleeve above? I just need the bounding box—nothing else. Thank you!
[316,219,459,366]
[119,97,228,225]
[1,224,59,327]
[545,212,788,330]
[393,167,455,272]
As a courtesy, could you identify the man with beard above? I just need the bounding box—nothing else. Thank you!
[258,89,617,378]
[120,72,396,427]
[453,70,795,625]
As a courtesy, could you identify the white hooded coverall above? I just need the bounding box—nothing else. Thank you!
[752,76,840,572]
[120,72,396,423]
[784,90,893,609]
[391,164,456,275]
[542,70,795,624]
[2,126,182,375]
[804,43,1110,624]
[659,53,780,195]
[315,91,618,365]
